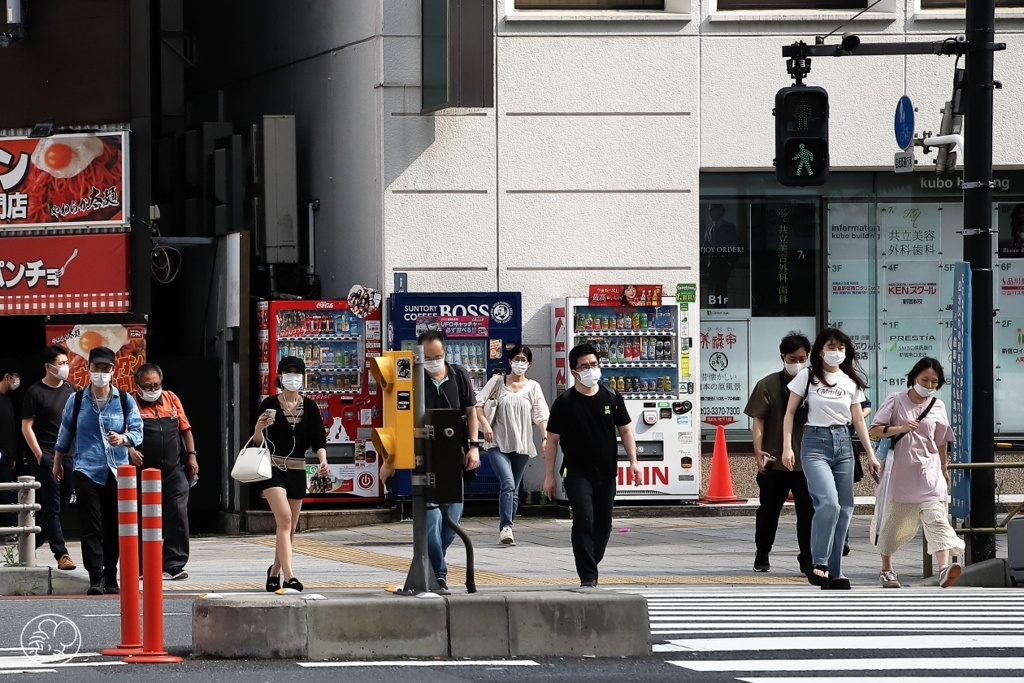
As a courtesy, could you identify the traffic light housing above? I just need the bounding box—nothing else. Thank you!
[774,85,829,187]
[369,351,415,470]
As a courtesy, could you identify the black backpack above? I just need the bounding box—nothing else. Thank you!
[68,388,129,439]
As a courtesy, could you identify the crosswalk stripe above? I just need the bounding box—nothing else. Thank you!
[736,678,1024,683]
[653,635,1024,652]
[667,657,1024,672]
[299,660,540,668]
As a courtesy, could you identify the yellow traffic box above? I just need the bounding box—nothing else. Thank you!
[369,350,415,469]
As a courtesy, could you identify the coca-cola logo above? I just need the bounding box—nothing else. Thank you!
[315,301,337,310]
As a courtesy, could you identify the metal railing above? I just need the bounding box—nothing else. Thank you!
[0,476,41,567]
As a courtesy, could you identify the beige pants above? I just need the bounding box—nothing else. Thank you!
[872,500,966,558]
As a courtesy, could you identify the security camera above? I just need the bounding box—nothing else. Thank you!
[955,34,967,44]
[841,32,861,51]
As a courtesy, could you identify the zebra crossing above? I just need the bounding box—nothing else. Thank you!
[619,586,1024,681]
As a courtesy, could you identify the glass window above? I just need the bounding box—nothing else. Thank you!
[921,0,1024,7]
[717,0,866,9]
[515,0,664,8]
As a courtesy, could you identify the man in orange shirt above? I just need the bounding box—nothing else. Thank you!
[129,363,198,580]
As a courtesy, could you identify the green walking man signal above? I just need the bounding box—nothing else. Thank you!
[774,85,829,187]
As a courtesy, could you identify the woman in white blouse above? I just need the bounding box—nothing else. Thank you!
[476,344,549,546]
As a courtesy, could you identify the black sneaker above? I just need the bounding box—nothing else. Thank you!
[753,552,770,572]
[436,578,448,592]
[580,580,598,588]
[103,578,119,594]
[843,542,851,557]
[87,580,104,596]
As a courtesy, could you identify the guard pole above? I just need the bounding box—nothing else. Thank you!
[101,466,142,656]
[964,0,997,563]
[124,468,182,664]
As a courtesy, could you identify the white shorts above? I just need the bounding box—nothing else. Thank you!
[872,500,966,558]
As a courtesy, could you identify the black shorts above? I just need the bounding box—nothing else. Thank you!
[257,466,307,500]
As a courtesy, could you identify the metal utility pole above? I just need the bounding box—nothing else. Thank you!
[963,0,997,562]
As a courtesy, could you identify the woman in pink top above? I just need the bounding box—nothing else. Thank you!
[869,358,964,589]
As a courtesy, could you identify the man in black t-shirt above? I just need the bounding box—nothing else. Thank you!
[21,346,77,570]
[543,343,641,587]
[0,358,21,535]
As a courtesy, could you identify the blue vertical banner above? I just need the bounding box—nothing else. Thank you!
[949,262,972,519]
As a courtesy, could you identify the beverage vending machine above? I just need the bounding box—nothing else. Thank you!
[551,286,699,502]
[388,291,523,498]
[256,297,384,505]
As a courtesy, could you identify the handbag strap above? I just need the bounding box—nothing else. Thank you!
[240,428,274,455]
[889,396,937,448]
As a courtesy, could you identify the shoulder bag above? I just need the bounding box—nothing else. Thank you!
[230,431,273,483]
[481,375,504,428]
[874,395,937,464]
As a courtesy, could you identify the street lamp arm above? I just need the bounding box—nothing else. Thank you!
[923,134,965,156]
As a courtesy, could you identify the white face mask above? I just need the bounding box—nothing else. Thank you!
[423,358,445,374]
[90,372,113,388]
[913,382,937,397]
[141,388,163,402]
[7,377,19,390]
[281,373,304,392]
[49,364,70,381]
[510,361,529,376]
[784,361,807,377]
[822,350,846,368]
[576,367,602,388]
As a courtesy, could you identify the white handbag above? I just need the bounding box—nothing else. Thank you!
[231,434,272,483]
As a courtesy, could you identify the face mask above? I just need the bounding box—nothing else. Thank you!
[822,350,846,368]
[49,364,70,381]
[423,358,445,374]
[576,368,601,388]
[90,372,112,388]
[510,361,529,376]
[141,389,162,402]
[913,383,936,398]
[281,373,304,392]
[8,377,19,390]
[784,361,807,377]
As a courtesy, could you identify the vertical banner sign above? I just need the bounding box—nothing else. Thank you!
[949,262,972,519]
[699,321,749,430]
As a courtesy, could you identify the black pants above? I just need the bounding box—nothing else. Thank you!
[755,467,814,568]
[0,458,15,530]
[32,452,73,559]
[162,466,190,574]
[74,470,119,583]
[563,474,617,584]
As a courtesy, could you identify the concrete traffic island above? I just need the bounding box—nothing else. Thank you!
[192,588,651,660]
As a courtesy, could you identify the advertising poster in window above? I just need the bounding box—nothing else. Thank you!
[699,321,749,430]
[0,132,128,231]
[878,203,941,261]
[829,260,874,320]
[829,318,878,406]
[699,201,749,318]
[828,203,874,260]
[879,319,943,395]
[45,323,146,393]
[750,201,817,317]
[995,319,1024,433]
[882,260,942,319]
[996,202,1024,258]
[996,260,1024,316]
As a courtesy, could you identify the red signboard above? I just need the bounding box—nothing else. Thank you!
[45,324,146,393]
[416,315,490,338]
[0,233,130,314]
[588,284,663,307]
[0,132,128,230]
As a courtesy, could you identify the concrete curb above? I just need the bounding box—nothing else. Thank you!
[192,589,651,660]
[955,558,1011,588]
[0,567,51,596]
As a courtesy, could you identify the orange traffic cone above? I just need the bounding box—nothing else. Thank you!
[701,425,746,504]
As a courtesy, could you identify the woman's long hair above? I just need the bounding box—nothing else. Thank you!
[808,327,868,391]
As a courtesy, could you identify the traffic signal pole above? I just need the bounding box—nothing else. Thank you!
[778,0,1003,561]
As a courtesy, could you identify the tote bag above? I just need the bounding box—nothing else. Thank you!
[230,434,272,483]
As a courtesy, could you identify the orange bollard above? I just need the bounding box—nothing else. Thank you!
[701,425,747,504]
[102,465,142,655]
[124,469,182,664]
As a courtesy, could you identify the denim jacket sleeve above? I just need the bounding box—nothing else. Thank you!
[124,393,144,447]
[54,392,77,455]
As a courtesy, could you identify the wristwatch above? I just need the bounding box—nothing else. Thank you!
[468,440,483,449]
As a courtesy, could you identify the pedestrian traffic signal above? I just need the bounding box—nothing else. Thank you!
[369,351,415,470]
[774,85,829,187]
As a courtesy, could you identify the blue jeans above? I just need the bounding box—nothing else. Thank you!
[426,502,463,581]
[801,425,855,578]
[488,448,529,530]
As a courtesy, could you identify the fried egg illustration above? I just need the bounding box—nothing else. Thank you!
[31,137,104,179]
[66,325,129,360]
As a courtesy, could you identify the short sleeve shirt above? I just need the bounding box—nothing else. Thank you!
[871,391,954,503]
[743,371,805,469]
[547,386,631,480]
[787,368,865,427]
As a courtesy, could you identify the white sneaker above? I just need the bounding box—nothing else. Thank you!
[499,526,515,546]
[939,563,962,588]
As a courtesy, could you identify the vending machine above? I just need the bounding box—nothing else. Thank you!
[388,291,523,498]
[551,287,699,502]
[256,296,385,505]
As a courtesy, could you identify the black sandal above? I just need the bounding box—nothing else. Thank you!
[823,577,851,590]
[806,564,831,587]
[266,565,281,592]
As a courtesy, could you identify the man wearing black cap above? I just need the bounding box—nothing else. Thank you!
[53,346,144,595]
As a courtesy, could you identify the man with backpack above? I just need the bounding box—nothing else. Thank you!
[53,346,144,595]
[543,343,641,587]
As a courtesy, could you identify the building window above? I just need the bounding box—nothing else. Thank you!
[514,0,664,9]
[920,0,1024,7]
[716,0,865,9]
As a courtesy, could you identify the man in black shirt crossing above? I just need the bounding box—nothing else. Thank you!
[543,343,641,587]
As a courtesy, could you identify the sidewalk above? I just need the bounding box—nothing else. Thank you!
[30,512,1010,592]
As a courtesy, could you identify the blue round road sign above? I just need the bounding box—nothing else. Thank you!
[895,96,915,151]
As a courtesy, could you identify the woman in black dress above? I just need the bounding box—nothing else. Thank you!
[252,355,328,592]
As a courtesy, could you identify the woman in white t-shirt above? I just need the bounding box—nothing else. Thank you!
[782,328,881,589]
[476,344,549,547]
